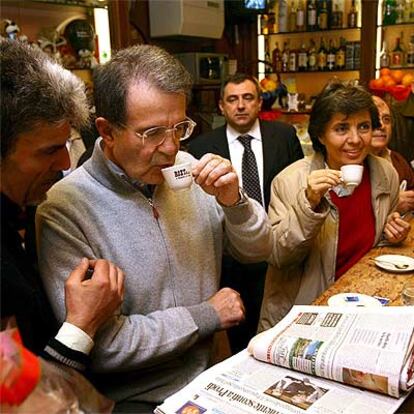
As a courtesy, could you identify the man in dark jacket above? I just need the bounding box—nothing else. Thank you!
[1,39,124,370]
[188,73,304,351]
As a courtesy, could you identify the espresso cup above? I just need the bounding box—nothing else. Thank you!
[340,165,364,188]
[161,162,193,191]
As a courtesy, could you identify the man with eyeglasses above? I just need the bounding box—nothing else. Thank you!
[36,45,273,413]
[370,95,414,214]
[188,73,303,353]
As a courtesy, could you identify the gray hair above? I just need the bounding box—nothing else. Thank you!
[93,44,193,127]
[1,39,89,159]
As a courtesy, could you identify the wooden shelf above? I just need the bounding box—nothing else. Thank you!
[261,27,361,36]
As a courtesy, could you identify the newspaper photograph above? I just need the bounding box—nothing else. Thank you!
[155,350,410,414]
[248,306,414,398]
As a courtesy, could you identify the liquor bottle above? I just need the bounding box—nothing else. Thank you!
[317,37,328,70]
[268,12,277,33]
[353,41,361,69]
[403,0,411,22]
[345,41,355,69]
[379,40,390,68]
[296,0,306,31]
[288,46,297,72]
[396,0,405,23]
[307,0,318,30]
[331,1,343,28]
[383,0,397,25]
[390,37,403,67]
[335,37,346,69]
[261,14,269,35]
[308,39,318,71]
[279,0,288,32]
[289,1,297,31]
[298,42,308,71]
[272,41,283,73]
[347,0,358,28]
[281,41,290,72]
[407,34,414,67]
[318,0,329,30]
[327,39,336,70]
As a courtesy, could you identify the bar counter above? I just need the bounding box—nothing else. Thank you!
[313,219,414,413]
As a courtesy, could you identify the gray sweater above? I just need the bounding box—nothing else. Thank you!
[36,140,273,403]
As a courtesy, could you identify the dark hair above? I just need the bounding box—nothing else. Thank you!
[220,73,261,98]
[93,44,193,127]
[308,81,380,155]
[1,39,89,159]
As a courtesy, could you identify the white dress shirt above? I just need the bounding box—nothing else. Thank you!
[226,119,265,205]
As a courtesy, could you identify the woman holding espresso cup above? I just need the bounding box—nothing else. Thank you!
[259,81,411,331]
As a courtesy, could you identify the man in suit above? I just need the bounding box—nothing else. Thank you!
[188,73,304,352]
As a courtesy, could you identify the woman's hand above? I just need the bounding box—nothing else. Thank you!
[306,169,342,210]
[383,212,411,244]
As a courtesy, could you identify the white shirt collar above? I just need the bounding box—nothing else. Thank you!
[227,119,262,144]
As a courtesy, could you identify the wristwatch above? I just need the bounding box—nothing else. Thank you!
[220,188,249,208]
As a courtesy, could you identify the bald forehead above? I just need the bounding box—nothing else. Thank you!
[373,96,390,114]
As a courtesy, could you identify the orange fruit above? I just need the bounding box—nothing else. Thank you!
[390,70,404,84]
[380,68,391,77]
[402,73,414,87]
[369,78,385,89]
[384,77,396,87]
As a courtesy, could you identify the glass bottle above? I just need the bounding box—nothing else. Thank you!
[396,0,405,23]
[307,0,318,30]
[281,41,290,72]
[296,0,306,31]
[279,0,289,32]
[407,34,414,67]
[288,46,297,72]
[261,14,269,35]
[379,40,390,68]
[318,0,329,30]
[331,2,343,28]
[335,37,346,69]
[403,0,411,22]
[308,39,318,71]
[298,42,308,71]
[347,0,358,28]
[383,0,397,25]
[272,41,283,73]
[289,1,297,31]
[390,37,404,67]
[327,39,336,70]
[317,37,328,70]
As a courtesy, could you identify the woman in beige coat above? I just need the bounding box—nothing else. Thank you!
[259,82,411,331]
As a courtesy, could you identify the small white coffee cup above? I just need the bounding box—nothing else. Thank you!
[340,164,364,188]
[161,162,193,191]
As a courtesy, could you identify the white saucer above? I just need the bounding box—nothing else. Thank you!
[327,293,382,307]
[374,254,414,273]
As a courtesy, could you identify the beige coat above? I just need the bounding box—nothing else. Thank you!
[259,153,400,331]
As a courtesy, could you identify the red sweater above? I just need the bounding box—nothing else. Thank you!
[330,167,375,279]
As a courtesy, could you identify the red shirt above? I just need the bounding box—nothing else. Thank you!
[329,166,375,279]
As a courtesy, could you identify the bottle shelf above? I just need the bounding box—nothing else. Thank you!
[379,22,414,28]
[261,27,361,36]
[377,66,414,70]
[260,69,359,75]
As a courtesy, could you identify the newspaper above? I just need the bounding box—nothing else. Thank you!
[248,306,414,398]
[155,306,414,414]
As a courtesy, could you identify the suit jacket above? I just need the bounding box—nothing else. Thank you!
[187,120,304,210]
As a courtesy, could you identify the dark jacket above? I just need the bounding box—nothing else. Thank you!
[188,120,304,210]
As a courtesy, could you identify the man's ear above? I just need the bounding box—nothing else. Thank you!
[218,99,224,115]
[95,117,116,148]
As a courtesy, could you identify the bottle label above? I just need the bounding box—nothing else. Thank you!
[318,52,327,68]
[289,53,297,71]
[327,53,335,69]
[392,52,402,66]
[308,9,317,26]
[309,53,317,68]
[319,13,328,29]
[336,50,345,67]
[298,52,308,68]
[407,52,414,66]
[297,10,305,27]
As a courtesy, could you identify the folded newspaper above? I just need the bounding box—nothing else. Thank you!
[155,306,414,414]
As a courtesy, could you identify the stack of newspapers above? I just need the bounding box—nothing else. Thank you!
[155,306,414,414]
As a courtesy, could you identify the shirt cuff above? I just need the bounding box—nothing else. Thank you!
[55,322,94,354]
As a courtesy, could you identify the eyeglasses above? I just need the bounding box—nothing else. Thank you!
[119,117,196,147]
[380,115,392,125]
